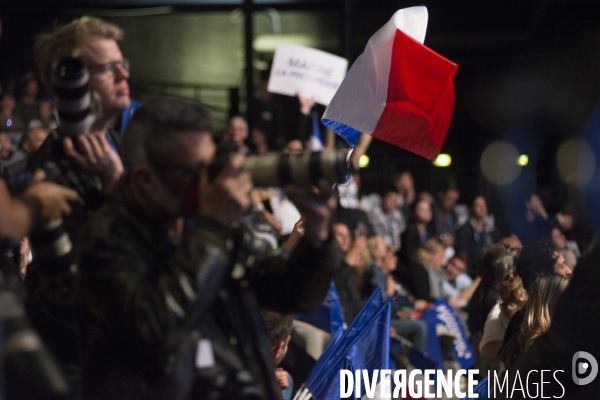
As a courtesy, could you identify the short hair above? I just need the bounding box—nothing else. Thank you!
[34,16,124,92]
[514,239,559,291]
[122,96,215,167]
[438,179,458,194]
[261,309,293,347]
[380,185,398,198]
[450,251,469,267]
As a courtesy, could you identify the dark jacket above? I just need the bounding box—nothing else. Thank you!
[75,183,341,400]
[455,220,501,277]
[397,223,432,268]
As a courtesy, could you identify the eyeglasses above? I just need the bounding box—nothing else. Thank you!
[87,59,130,78]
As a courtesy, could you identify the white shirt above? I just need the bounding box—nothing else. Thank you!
[480,302,510,352]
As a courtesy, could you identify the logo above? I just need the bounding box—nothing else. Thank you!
[572,351,598,385]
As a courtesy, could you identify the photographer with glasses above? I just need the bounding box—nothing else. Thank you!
[21,17,131,397]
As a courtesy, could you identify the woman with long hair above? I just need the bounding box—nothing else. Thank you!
[518,274,569,350]
[500,274,569,369]
[480,260,528,366]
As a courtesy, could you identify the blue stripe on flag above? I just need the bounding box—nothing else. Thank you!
[321,118,362,147]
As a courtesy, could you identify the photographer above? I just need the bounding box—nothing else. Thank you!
[19,16,129,396]
[28,16,128,218]
[75,97,340,400]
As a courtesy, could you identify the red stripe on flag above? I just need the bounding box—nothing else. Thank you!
[372,28,458,160]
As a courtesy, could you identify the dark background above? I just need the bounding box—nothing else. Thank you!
[2,0,600,223]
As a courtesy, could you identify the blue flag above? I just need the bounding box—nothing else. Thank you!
[309,111,324,150]
[296,281,345,334]
[308,298,391,400]
[463,376,488,400]
[305,287,383,387]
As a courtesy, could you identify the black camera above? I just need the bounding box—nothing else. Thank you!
[51,57,99,137]
[209,143,350,187]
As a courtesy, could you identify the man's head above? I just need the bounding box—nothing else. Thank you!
[224,116,248,145]
[34,16,130,123]
[381,186,399,214]
[123,96,215,219]
[393,171,414,192]
[445,253,468,281]
[261,310,293,365]
[438,181,460,211]
[469,195,488,220]
[332,222,352,253]
[515,239,571,290]
[22,127,49,156]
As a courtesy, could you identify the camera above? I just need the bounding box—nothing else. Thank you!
[51,57,100,137]
[210,142,350,188]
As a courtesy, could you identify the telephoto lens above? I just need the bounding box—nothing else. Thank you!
[245,149,349,187]
[209,143,350,187]
[51,57,99,137]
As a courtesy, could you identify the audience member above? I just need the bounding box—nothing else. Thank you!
[332,222,365,323]
[479,265,527,367]
[455,195,502,277]
[28,98,57,131]
[392,170,416,220]
[404,238,446,303]
[431,181,460,246]
[222,115,249,148]
[368,186,405,252]
[549,225,577,270]
[466,244,511,337]
[398,198,433,268]
[261,310,295,400]
[0,92,26,145]
[14,72,39,126]
[0,130,26,168]
[499,274,568,369]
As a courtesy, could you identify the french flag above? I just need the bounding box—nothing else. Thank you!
[322,6,458,161]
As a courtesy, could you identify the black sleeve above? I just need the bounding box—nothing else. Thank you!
[75,215,234,361]
[405,264,435,303]
[249,231,342,314]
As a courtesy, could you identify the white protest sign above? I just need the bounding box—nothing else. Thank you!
[267,43,348,106]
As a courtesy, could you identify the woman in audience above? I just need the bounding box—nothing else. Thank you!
[398,198,434,269]
[549,225,578,271]
[499,274,569,369]
[404,238,446,302]
[479,259,527,367]
[466,244,510,337]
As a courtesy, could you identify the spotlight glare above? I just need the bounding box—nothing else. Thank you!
[433,154,451,167]
[358,154,370,168]
[517,154,529,166]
